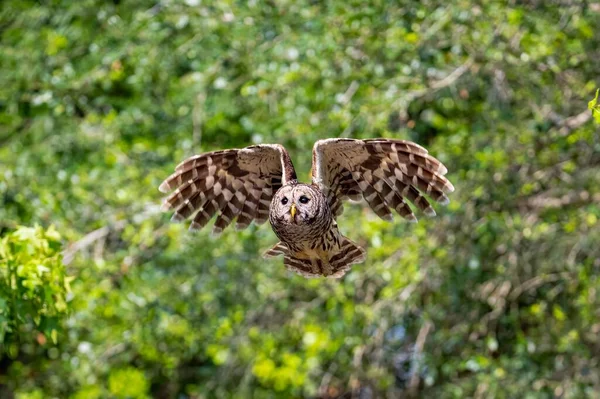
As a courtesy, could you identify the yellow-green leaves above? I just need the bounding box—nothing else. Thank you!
[0,225,69,349]
[589,89,600,123]
[252,352,308,392]
[108,367,149,399]
[45,31,68,56]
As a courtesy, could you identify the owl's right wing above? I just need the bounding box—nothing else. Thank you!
[311,138,454,222]
[159,144,297,234]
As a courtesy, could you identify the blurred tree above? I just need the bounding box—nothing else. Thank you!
[0,0,599,397]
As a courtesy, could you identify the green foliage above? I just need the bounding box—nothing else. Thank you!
[590,89,600,123]
[108,367,150,399]
[1,0,599,397]
[0,226,69,352]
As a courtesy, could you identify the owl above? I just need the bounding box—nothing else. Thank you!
[159,138,454,278]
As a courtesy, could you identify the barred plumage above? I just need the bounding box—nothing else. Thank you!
[159,138,454,278]
[311,138,454,225]
[159,145,295,234]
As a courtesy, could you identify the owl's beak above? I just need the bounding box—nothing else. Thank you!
[290,203,297,221]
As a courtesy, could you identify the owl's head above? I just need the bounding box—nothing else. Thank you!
[269,183,328,232]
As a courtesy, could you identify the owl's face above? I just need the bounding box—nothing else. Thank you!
[269,184,330,241]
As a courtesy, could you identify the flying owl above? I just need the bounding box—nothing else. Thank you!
[159,138,454,278]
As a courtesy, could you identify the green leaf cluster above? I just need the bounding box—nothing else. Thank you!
[0,226,69,353]
[589,89,600,123]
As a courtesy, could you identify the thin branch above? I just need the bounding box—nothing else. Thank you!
[429,60,473,91]
[508,273,569,301]
[62,221,126,265]
[62,203,162,266]
[340,114,362,138]
[318,362,338,398]
[546,108,593,136]
[340,80,360,105]
[349,345,365,398]
[394,58,474,110]
[522,190,600,211]
[408,320,433,396]
[192,91,206,152]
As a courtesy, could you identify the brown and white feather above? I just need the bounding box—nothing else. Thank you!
[159,144,296,234]
[311,138,454,223]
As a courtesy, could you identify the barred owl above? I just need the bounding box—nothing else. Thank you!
[159,138,454,278]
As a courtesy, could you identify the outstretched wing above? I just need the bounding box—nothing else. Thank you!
[311,138,454,222]
[159,144,297,234]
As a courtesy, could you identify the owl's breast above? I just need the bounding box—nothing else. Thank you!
[271,217,341,258]
[270,212,333,249]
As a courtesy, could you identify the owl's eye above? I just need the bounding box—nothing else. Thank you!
[299,195,310,204]
[281,197,288,205]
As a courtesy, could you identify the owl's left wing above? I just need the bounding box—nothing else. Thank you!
[311,138,454,222]
[159,144,297,234]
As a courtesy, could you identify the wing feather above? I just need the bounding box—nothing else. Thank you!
[311,138,454,222]
[160,144,296,233]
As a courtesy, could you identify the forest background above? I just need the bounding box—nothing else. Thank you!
[1,1,600,398]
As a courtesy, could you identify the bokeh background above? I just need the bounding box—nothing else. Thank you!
[1,1,600,398]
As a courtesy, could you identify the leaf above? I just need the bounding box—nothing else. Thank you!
[108,368,149,399]
[0,226,69,349]
[589,88,600,123]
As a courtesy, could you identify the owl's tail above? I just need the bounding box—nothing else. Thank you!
[263,237,366,279]
[329,236,367,274]
[262,242,289,258]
